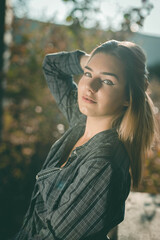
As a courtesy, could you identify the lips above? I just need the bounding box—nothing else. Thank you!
[82,95,97,104]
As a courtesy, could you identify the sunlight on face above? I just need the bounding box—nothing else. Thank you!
[78,53,128,120]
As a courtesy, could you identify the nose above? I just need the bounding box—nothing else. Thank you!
[86,78,101,93]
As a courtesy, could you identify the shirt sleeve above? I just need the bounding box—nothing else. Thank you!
[42,50,86,127]
[46,158,126,240]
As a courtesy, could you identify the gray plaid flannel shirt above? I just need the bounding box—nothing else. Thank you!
[15,50,131,240]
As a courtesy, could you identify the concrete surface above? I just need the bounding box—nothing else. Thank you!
[118,192,160,240]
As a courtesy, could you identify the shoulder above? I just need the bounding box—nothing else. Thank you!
[85,129,130,180]
[87,129,129,162]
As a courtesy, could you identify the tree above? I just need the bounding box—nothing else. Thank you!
[0,18,74,239]
[62,0,153,34]
[54,0,154,50]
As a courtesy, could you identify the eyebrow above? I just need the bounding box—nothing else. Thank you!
[84,66,119,81]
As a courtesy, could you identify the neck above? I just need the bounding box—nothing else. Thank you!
[82,116,113,140]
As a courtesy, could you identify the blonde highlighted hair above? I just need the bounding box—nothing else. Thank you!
[92,40,158,189]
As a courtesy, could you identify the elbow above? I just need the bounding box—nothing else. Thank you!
[42,54,49,69]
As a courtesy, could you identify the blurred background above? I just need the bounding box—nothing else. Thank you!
[0,0,160,239]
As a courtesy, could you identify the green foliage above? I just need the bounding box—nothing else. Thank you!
[0,18,70,239]
[62,0,153,32]
[121,2,153,31]
[139,145,160,193]
[62,0,100,26]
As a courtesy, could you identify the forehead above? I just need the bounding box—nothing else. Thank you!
[88,52,125,80]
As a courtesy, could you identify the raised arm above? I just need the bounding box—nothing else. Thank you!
[80,53,90,69]
[42,50,89,126]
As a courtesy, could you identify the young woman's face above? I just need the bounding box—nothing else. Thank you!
[78,53,128,120]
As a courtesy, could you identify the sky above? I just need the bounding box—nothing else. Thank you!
[12,0,160,37]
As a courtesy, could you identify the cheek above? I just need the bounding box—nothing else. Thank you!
[77,81,83,104]
[78,78,85,95]
[100,88,125,107]
[77,84,81,99]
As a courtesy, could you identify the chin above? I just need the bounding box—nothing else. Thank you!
[79,106,88,116]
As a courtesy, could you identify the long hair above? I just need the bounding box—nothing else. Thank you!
[91,40,158,189]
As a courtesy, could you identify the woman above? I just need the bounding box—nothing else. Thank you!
[15,40,157,240]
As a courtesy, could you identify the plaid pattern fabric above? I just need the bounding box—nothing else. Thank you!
[15,51,131,240]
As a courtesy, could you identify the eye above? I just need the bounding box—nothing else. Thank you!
[102,79,115,86]
[84,72,92,78]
